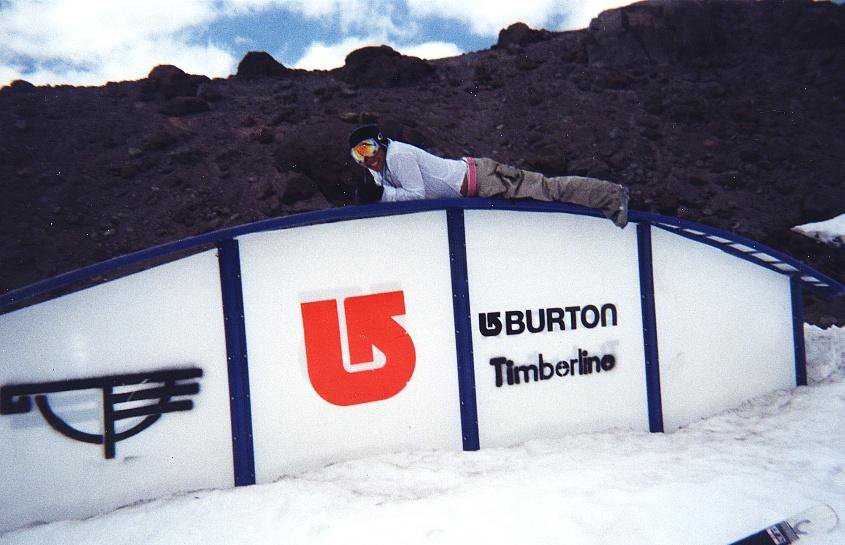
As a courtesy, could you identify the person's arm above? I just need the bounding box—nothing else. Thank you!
[356,170,383,203]
[380,152,426,202]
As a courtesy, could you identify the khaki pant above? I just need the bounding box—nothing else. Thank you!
[472,157,627,222]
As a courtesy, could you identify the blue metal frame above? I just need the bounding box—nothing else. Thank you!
[446,209,480,451]
[791,276,808,387]
[636,224,664,433]
[3,199,840,312]
[217,239,256,486]
[647,219,842,295]
[1,199,841,484]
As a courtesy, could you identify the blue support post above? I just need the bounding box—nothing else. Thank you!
[217,239,257,486]
[446,209,480,451]
[637,223,664,433]
[791,276,807,387]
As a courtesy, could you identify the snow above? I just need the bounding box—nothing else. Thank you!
[792,213,845,248]
[2,325,844,545]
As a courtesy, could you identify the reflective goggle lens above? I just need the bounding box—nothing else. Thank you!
[351,138,379,163]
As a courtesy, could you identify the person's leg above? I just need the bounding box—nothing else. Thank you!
[473,157,629,227]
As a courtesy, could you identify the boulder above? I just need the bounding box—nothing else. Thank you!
[339,46,434,88]
[0,80,36,96]
[144,65,207,99]
[495,22,552,49]
[236,52,289,79]
[587,2,728,66]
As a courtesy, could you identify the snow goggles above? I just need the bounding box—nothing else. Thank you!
[351,138,379,164]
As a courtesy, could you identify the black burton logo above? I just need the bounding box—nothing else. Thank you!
[479,304,618,337]
[1,367,202,459]
[489,350,616,387]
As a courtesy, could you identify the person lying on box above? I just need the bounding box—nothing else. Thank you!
[349,124,630,228]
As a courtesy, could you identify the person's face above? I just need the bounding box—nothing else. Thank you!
[362,146,385,171]
[351,138,386,171]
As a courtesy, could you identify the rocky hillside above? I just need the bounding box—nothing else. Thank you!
[1,0,843,323]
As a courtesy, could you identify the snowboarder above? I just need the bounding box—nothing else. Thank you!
[349,124,630,228]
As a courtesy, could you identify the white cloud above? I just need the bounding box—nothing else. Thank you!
[22,37,234,87]
[405,0,636,35]
[1,0,217,61]
[398,41,462,60]
[0,64,25,86]
[0,0,235,86]
[220,0,405,36]
[292,36,377,70]
[220,0,336,17]
[223,0,637,37]
[292,37,462,71]
[561,0,639,30]
[0,0,636,87]
[406,0,559,35]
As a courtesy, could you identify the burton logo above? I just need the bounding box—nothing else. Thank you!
[489,350,616,387]
[0,367,202,459]
[301,290,416,406]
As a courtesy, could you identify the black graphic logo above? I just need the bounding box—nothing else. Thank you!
[1,367,202,459]
[479,304,618,337]
[489,349,616,387]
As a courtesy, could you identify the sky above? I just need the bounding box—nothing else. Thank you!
[0,0,637,88]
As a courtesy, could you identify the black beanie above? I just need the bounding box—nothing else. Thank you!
[348,124,389,149]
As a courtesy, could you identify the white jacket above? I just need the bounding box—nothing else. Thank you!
[369,141,467,201]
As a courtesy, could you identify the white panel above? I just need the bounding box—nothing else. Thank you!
[465,211,649,447]
[651,228,795,431]
[0,251,233,533]
[239,212,463,481]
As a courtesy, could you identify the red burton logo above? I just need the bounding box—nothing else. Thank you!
[300,290,416,406]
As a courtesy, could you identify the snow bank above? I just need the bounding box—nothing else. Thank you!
[791,213,845,248]
[2,327,844,545]
[806,323,845,383]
